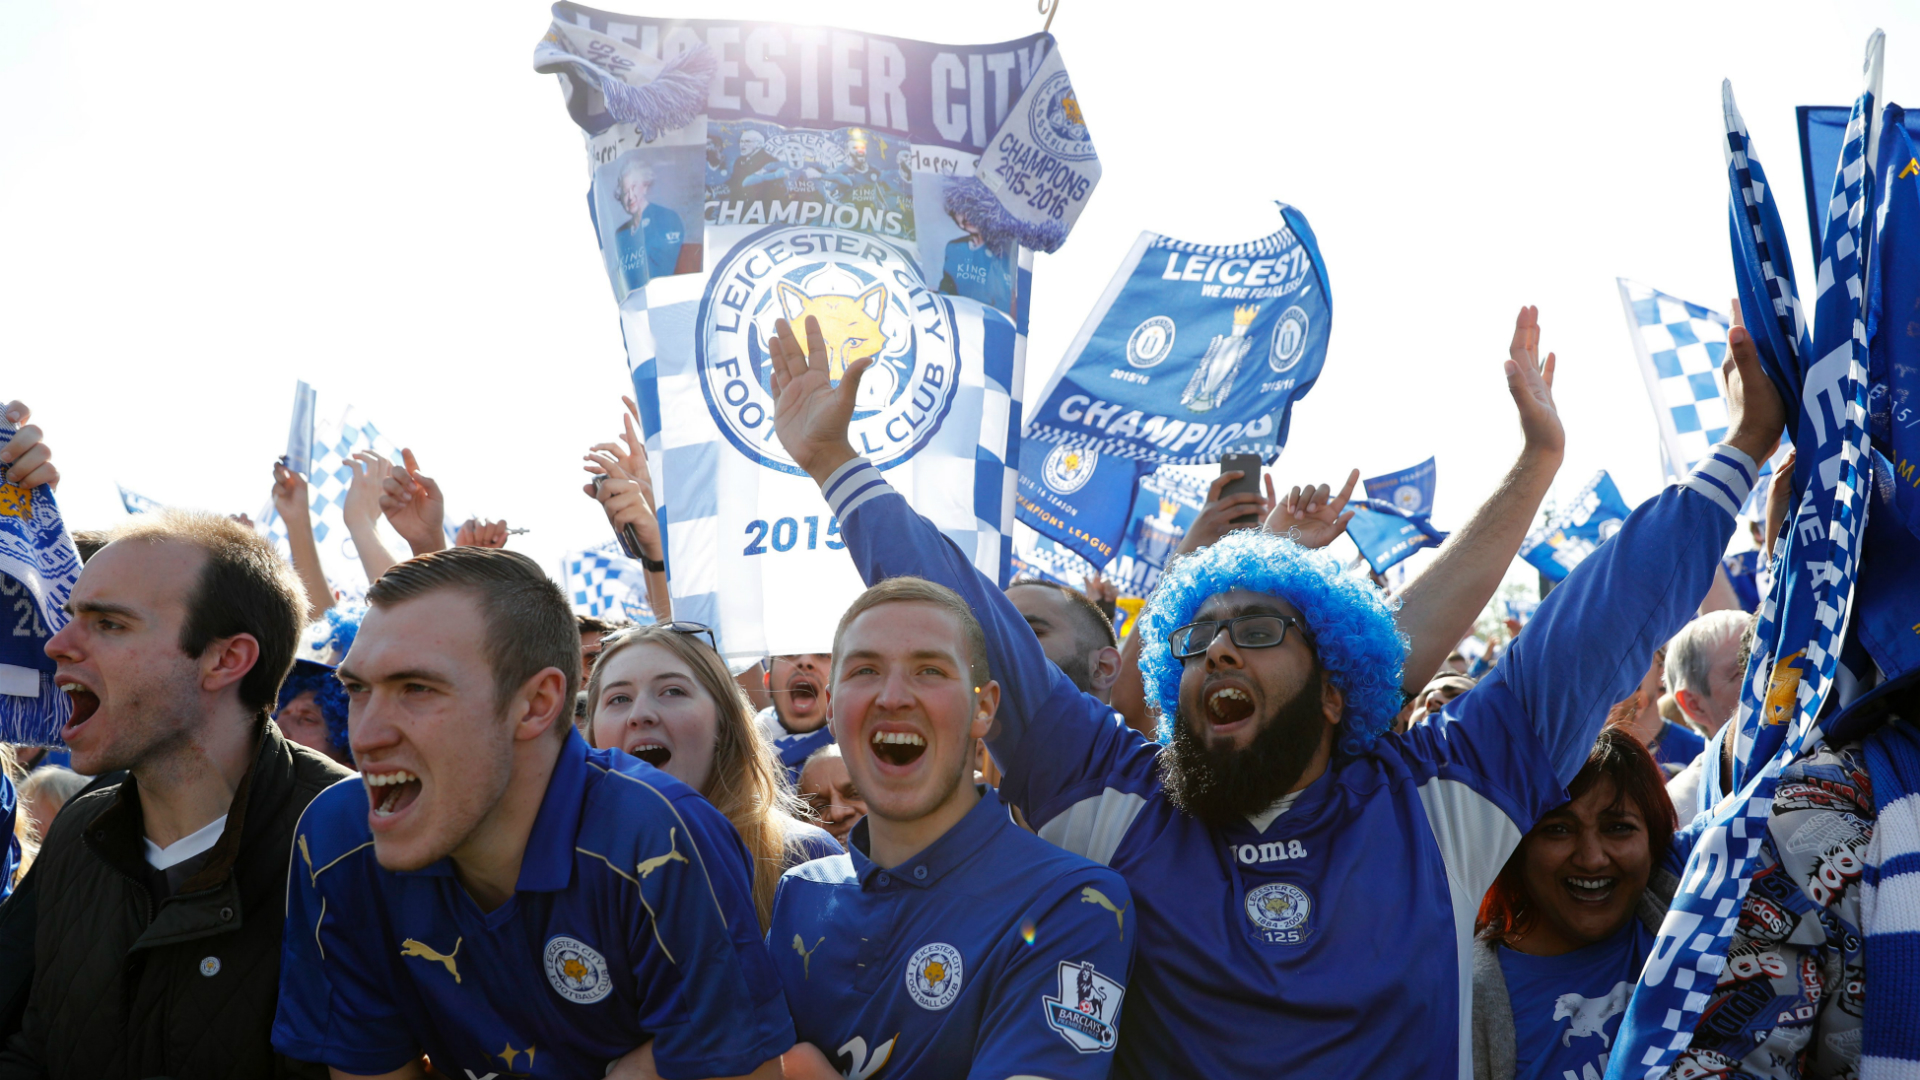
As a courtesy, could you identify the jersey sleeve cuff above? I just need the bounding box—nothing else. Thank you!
[1680,443,1759,519]
[821,456,894,520]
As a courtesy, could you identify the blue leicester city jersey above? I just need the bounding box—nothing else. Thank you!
[767,789,1135,1080]
[940,237,1014,314]
[1498,921,1652,1080]
[1649,719,1705,772]
[816,445,1754,1079]
[615,205,685,290]
[271,729,794,1080]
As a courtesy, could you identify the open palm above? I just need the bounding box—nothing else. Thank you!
[769,315,867,481]
[1264,470,1359,550]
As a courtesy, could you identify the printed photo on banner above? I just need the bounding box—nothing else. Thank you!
[909,144,1019,320]
[594,146,705,299]
[705,121,915,241]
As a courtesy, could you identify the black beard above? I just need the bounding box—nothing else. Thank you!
[1159,667,1327,829]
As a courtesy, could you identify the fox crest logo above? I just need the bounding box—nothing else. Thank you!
[904,942,964,1011]
[697,224,962,476]
[543,935,613,1004]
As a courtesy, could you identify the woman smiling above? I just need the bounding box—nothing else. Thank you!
[1471,727,1679,1080]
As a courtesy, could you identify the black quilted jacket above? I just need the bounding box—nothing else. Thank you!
[0,724,350,1080]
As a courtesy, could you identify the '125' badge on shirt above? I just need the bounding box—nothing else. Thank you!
[1244,883,1313,945]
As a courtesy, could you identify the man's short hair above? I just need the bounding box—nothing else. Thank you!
[107,510,307,721]
[576,614,629,637]
[1008,579,1118,653]
[72,530,111,563]
[832,576,989,688]
[367,548,582,713]
[1664,610,1752,697]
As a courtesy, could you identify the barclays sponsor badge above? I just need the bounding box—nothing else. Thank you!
[696,224,962,476]
[1042,960,1124,1053]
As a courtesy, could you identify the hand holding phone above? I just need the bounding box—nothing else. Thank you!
[1218,453,1264,527]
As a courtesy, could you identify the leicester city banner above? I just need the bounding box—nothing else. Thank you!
[1024,206,1332,465]
[1345,457,1445,574]
[1014,439,1148,566]
[1518,470,1631,583]
[536,6,1099,659]
[0,413,79,745]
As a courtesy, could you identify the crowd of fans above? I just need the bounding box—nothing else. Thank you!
[0,296,1901,1080]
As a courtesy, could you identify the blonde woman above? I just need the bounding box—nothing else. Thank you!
[585,623,839,928]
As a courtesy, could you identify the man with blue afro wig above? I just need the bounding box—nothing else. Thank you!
[767,305,1785,1078]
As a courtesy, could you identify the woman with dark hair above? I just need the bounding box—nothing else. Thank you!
[583,624,838,930]
[1471,727,1680,1080]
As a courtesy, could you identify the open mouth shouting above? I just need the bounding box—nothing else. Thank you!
[56,678,101,742]
[870,729,927,769]
[1563,875,1618,905]
[1204,684,1257,729]
[785,675,821,715]
[365,769,424,824]
[623,737,673,770]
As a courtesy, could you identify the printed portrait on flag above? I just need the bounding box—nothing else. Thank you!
[536,5,1099,659]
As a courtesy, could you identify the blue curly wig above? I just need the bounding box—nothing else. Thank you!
[277,659,352,761]
[1136,530,1408,757]
[316,605,362,663]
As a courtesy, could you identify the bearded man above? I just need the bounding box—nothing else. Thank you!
[767,304,1784,1079]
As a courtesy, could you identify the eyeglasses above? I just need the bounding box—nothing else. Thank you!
[1168,614,1313,660]
[604,621,719,654]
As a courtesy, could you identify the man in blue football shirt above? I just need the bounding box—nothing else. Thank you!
[753,652,834,788]
[612,158,685,291]
[768,574,1135,1080]
[271,548,792,1080]
[937,208,1015,315]
[765,307,1785,1079]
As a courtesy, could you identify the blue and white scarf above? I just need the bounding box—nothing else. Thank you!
[1611,33,1884,1079]
[0,413,79,746]
[1861,713,1920,1077]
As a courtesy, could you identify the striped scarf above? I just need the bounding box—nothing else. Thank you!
[0,413,79,746]
[1862,716,1920,1078]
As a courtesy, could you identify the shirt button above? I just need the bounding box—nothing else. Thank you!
[913,866,928,881]
[219,906,234,922]
[878,874,890,887]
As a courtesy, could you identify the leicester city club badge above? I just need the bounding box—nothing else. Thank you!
[1244,882,1313,946]
[1041,443,1100,495]
[544,935,613,1004]
[695,224,962,476]
[904,941,964,1011]
[1042,960,1125,1052]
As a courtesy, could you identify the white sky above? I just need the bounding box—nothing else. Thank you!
[3,0,1914,591]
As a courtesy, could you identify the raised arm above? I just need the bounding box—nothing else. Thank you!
[378,448,448,557]
[1392,307,1563,694]
[271,460,336,622]
[1470,315,1784,783]
[584,397,670,621]
[342,452,400,584]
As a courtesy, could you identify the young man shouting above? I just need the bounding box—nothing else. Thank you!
[768,307,1784,1079]
[771,577,1135,1080]
[271,548,792,1080]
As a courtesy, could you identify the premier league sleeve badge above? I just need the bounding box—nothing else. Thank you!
[1041,960,1124,1053]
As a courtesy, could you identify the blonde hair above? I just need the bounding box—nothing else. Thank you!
[2,747,36,886]
[584,627,802,929]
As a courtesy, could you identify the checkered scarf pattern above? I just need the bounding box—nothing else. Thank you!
[562,540,654,621]
[1614,39,1883,1079]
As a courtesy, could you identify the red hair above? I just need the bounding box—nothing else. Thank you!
[1475,725,1678,943]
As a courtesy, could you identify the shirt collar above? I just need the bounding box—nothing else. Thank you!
[515,727,590,892]
[847,785,1006,890]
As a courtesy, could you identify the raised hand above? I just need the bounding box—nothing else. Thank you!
[769,315,867,483]
[0,401,58,491]
[270,460,312,524]
[342,451,391,532]
[1723,299,1787,465]
[1175,471,1274,556]
[1505,306,1564,458]
[454,518,509,549]
[380,447,448,555]
[1265,469,1359,549]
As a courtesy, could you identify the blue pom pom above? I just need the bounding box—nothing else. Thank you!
[600,45,716,142]
[942,177,1067,256]
[1135,531,1407,756]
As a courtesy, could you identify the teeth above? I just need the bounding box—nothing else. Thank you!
[1209,688,1250,706]
[364,770,418,788]
[871,731,926,746]
[1567,877,1615,890]
[57,683,81,695]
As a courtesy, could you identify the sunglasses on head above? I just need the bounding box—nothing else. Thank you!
[604,621,719,654]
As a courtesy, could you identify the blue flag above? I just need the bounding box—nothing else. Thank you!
[1014,439,1150,566]
[1797,103,1920,268]
[1346,500,1446,575]
[285,380,317,480]
[1362,456,1436,515]
[1024,205,1331,465]
[1613,37,1884,1080]
[1867,105,1920,537]
[1518,471,1631,583]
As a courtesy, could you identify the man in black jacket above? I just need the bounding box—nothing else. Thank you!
[0,508,351,1079]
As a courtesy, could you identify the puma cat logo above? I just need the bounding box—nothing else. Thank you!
[1080,886,1129,939]
[793,934,825,979]
[636,827,690,879]
[400,937,462,983]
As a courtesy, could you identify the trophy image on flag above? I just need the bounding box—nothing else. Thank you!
[1181,304,1261,412]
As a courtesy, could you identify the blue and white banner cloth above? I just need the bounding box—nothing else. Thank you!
[1010,523,1095,589]
[1024,207,1332,465]
[1612,36,1885,1080]
[116,485,161,515]
[1519,471,1633,583]
[1616,281,1735,480]
[535,7,1085,659]
[0,413,79,745]
[284,380,318,480]
[1344,458,1445,574]
[261,403,428,602]
[562,541,656,622]
[1363,456,1436,515]
[1014,439,1148,566]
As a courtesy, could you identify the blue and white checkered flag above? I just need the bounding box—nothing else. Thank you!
[1617,281,1733,479]
[1613,33,1884,1080]
[116,485,162,515]
[562,541,654,622]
